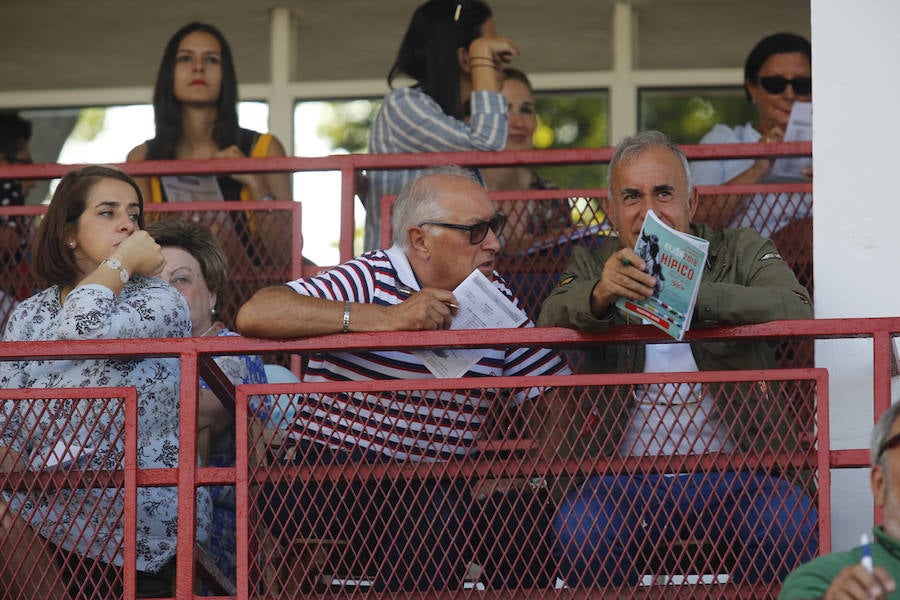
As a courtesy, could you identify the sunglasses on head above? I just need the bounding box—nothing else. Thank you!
[757,75,812,96]
[877,431,900,463]
[419,212,507,244]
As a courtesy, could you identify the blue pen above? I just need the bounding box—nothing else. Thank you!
[861,533,873,574]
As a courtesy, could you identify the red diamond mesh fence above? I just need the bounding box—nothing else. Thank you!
[239,370,824,599]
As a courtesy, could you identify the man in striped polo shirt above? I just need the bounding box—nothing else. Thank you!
[238,166,570,591]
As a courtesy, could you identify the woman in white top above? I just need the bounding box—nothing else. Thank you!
[0,166,211,598]
[692,32,812,235]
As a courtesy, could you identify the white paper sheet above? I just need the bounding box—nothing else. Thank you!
[769,101,813,181]
[160,175,225,202]
[414,269,528,378]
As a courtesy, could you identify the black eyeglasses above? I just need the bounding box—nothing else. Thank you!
[757,75,812,96]
[419,213,507,244]
[876,432,900,463]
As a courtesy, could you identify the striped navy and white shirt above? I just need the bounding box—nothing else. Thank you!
[364,87,509,251]
[278,246,569,462]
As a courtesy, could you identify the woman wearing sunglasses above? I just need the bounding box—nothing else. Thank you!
[692,32,812,236]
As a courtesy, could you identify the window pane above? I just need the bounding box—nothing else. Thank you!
[639,87,757,145]
[51,102,269,165]
[19,103,267,203]
[293,99,380,265]
[532,90,609,189]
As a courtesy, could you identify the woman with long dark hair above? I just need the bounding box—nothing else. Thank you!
[128,22,290,204]
[365,0,519,250]
[127,22,292,270]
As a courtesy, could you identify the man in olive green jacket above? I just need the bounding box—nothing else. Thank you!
[538,130,816,586]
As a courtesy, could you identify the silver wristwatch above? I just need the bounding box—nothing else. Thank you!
[103,257,129,283]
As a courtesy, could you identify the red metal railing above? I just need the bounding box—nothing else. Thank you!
[0,142,828,598]
[0,141,811,266]
[0,142,812,330]
[0,317,896,599]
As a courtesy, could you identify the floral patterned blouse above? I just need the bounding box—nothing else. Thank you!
[0,277,212,573]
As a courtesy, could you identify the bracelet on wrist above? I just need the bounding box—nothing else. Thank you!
[260,193,276,201]
[341,301,351,333]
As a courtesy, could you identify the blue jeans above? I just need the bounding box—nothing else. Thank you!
[553,471,818,586]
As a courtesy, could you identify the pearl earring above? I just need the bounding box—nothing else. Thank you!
[67,241,76,249]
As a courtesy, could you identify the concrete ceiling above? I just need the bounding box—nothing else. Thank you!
[4,0,810,97]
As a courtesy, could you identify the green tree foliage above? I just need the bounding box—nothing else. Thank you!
[531,92,608,190]
[70,107,107,142]
[316,99,381,155]
[639,87,758,144]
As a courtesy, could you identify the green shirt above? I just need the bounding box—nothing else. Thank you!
[779,527,900,599]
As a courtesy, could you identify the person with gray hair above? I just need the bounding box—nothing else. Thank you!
[539,130,815,586]
[391,165,482,249]
[237,167,568,590]
[780,403,900,599]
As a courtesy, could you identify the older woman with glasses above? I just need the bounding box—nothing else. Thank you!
[691,32,812,237]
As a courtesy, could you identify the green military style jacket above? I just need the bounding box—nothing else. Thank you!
[538,222,813,456]
[779,527,900,599]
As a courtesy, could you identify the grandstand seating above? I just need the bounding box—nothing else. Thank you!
[1,142,871,600]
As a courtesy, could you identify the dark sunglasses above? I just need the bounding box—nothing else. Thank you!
[419,213,507,244]
[876,431,900,463]
[757,75,812,96]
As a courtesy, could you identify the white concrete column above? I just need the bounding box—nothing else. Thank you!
[268,6,294,154]
[609,0,637,145]
[812,0,900,551]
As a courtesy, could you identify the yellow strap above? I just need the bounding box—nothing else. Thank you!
[240,133,274,234]
[150,176,163,203]
[240,133,273,202]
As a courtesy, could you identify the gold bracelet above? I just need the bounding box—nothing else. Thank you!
[342,301,351,333]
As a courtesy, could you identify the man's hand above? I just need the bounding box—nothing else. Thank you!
[387,287,458,331]
[823,564,895,600]
[589,249,657,316]
[472,478,533,501]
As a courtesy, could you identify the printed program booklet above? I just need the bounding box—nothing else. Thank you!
[614,210,709,341]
